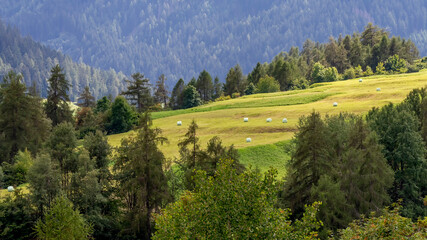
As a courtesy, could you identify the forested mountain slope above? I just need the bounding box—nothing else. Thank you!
[1,0,426,85]
[0,20,126,100]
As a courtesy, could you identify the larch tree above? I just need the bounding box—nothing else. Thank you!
[77,86,95,108]
[114,112,170,239]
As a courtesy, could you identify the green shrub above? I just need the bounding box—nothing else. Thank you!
[343,68,356,80]
[256,75,281,93]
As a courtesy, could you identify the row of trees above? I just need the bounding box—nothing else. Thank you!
[167,24,422,111]
[280,88,427,236]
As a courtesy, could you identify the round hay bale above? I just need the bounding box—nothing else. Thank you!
[246,138,252,143]
[266,118,272,122]
[7,186,14,192]
[282,118,288,123]
[177,121,182,126]
[333,102,338,107]
[359,79,363,82]
[243,117,249,122]
[376,88,381,91]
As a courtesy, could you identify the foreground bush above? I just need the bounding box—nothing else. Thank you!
[153,159,322,239]
[339,204,427,239]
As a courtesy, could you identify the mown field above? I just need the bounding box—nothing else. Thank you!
[109,70,427,176]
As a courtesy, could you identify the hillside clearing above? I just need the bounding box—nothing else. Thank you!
[109,70,427,174]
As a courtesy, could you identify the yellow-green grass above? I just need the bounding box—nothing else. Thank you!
[109,70,427,174]
[0,183,29,201]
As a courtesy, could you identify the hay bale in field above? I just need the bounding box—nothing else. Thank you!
[282,118,288,123]
[246,138,252,143]
[333,102,338,107]
[177,121,182,126]
[376,88,381,91]
[266,118,272,122]
[359,79,363,82]
[7,186,14,192]
[244,117,248,122]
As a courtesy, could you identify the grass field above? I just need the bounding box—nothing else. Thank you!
[108,70,427,175]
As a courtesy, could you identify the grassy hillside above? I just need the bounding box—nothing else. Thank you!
[109,71,427,175]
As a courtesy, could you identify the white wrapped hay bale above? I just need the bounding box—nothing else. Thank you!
[7,186,14,192]
[177,121,182,126]
[243,117,248,122]
[359,79,363,82]
[282,118,288,123]
[246,138,252,143]
[376,88,381,91]
[333,102,338,107]
[266,118,272,122]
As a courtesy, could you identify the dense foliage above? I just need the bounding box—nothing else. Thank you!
[2,0,427,84]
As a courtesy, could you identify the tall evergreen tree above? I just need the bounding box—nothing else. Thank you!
[122,72,153,112]
[282,111,331,216]
[224,64,245,96]
[170,78,185,109]
[45,64,73,126]
[212,76,223,99]
[114,112,170,239]
[181,85,202,109]
[195,70,213,102]
[107,96,136,134]
[77,86,95,108]
[0,71,31,162]
[0,71,50,163]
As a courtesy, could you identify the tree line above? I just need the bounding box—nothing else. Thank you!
[167,23,424,111]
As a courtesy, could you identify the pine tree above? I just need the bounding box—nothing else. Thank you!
[121,72,153,112]
[45,64,73,126]
[114,112,170,239]
[181,85,202,109]
[154,74,169,107]
[77,86,95,108]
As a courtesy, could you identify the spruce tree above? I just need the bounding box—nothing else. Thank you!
[45,64,73,126]
[212,76,223,99]
[107,96,136,134]
[114,112,170,239]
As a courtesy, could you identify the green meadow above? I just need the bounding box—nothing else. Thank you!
[109,70,427,176]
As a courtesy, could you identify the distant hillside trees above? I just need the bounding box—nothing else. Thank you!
[0,20,126,100]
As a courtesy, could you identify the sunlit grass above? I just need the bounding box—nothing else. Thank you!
[109,70,427,176]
